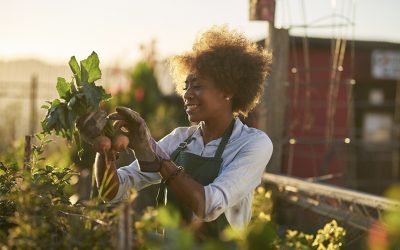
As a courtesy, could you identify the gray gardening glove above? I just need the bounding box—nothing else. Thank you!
[108,106,161,172]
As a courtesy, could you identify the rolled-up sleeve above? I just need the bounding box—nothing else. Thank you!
[110,160,162,203]
[203,133,273,221]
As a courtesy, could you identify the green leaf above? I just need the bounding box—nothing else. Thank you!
[43,139,53,144]
[67,109,76,129]
[69,56,81,85]
[56,77,71,100]
[80,51,101,84]
[67,96,77,110]
[41,99,61,132]
[45,165,54,173]
[67,92,87,117]
[65,130,73,141]
[56,104,68,129]
[50,98,60,108]
[82,83,111,108]
[35,132,45,141]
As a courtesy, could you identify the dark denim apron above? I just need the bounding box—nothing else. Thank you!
[157,119,235,238]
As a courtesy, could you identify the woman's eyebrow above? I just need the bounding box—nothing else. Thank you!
[184,74,198,84]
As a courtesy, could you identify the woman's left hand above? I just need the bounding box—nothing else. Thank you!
[108,106,160,171]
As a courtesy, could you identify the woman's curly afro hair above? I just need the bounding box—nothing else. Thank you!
[169,25,272,116]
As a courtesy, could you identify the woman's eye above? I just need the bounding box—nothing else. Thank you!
[192,84,201,89]
[182,84,201,91]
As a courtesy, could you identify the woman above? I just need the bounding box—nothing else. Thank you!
[94,26,273,237]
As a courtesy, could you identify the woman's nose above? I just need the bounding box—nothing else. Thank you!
[183,87,194,100]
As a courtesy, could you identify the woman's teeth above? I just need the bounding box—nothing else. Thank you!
[186,104,199,111]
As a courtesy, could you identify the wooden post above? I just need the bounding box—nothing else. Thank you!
[118,202,133,250]
[24,135,32,171]
[393,79,400,179]
[30,75,38,135]
[259,26,289,174]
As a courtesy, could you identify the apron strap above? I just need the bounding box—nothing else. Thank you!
[213,118,235,159]
[170,126,198,161]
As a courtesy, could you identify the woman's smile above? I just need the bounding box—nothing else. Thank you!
[185,103,200,113]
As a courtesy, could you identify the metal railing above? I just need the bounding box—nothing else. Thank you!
[263,173,400,231]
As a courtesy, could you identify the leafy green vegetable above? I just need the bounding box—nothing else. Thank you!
[82,83,110,108]
[69,56,81,85]
[56,77,71,100]
[81,51,102,84]
[41,52,111,150]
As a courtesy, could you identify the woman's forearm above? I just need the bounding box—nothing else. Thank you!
[160,160,206,218]
[94,153,120,201]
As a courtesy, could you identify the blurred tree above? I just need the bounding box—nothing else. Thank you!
[107,40,188,139]
[126,61,161,120]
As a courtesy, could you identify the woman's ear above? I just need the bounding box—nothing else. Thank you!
[224,93,233,101]
[222,91,233,101]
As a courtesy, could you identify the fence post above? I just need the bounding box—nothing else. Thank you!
[24,135,32,171]
[260,28,289,174]
[393,79,400,179]
[118,202,133,250]
[30,75,38,135]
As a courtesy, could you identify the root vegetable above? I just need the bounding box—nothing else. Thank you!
[94,136,112,153]
[77,109,109,142]
[112,134,130,152]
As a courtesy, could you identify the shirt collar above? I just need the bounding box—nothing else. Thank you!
[191,117,243,146]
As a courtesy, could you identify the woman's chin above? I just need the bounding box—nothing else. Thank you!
[187,115,200,123]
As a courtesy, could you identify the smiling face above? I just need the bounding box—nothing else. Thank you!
[183,74,232,123]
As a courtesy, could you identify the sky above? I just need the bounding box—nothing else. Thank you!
[1,0,399,67]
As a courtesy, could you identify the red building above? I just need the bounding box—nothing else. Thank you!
[260,36,400,194]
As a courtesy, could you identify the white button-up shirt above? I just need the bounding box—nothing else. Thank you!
[112,118,273,228]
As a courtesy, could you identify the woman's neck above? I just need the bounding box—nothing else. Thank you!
[201,114,234,145]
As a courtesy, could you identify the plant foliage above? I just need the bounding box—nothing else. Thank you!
[41,52,111,154]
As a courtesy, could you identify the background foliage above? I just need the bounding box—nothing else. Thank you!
[0,144,348,249]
